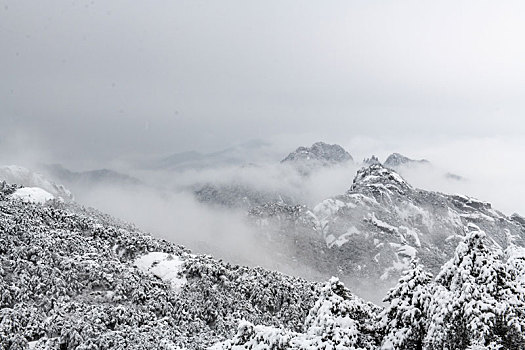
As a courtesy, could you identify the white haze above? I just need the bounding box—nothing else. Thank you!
[68,158,361,271]
[376,136,525,217]
[66,135,525,279]
[2,1,525,163]
[70,179,328,282]
[2,135,525,302]
[3,134,525,235]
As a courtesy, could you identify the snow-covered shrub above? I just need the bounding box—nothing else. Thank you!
[425,224,525,350]
[379,259,434,349]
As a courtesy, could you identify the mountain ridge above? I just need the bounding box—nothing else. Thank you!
[249,163,525,299]
[1,171,524,349]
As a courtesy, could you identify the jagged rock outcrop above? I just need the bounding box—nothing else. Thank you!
[363,155,381,166]
[250,164,525,299]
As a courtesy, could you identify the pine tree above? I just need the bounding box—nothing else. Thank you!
[303,277,377,349]
[379,259,433,350]
[425,224,525,350]
[211,277,380,350]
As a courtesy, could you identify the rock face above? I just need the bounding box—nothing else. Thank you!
[250,164,525,298]
[383,153,429,168]
[281,142,353,165]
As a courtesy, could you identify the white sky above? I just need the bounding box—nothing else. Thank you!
[1,1,525,163]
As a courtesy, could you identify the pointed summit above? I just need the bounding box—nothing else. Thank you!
[350,163,411,194]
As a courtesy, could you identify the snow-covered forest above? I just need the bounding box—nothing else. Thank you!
[1,180,524,349]
[3,1,525,349]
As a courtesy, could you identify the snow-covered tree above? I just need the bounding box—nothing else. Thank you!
[302,277,378,349]
[379,259,433,350]
[505,244,525,288]
[211,277,379,350]
[0,182,320,349]
[425,224,525,350]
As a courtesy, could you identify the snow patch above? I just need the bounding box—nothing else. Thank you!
[367,212,397,234]
[11,187,55,204]
[399,226,421,247]
[380,243,416,280]
[390,243,417,259]
[327,227,360,248]
[460,212,495,222]
[135,252,187,292]
[313,198,354,218]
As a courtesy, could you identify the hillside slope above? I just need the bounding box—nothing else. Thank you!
[2,177,524,349]
[0,182,369,349]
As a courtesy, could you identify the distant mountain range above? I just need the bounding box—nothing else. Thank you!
[190,142,463,210]
[42,163,142,188]
[150,139,275,170]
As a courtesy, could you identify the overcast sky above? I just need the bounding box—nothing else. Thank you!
[1,1,525,165]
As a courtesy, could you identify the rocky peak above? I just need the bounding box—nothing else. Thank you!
[350,164,411,193]
[363,155,381,166]
[281,142,353,164]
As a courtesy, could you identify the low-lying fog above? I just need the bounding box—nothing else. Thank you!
[1,134,525,302]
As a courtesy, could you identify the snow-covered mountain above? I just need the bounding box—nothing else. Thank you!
[281,141,353,169]
[157,143,521,297]
[151,139,277,170]
[249,164,525,297]
[2,178,524,349]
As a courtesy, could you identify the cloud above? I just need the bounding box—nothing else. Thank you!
[2,1,525,302]
[2,1,525,163]
[399,136,525,216]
